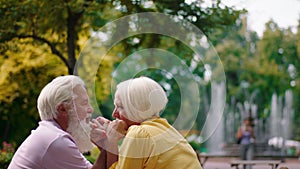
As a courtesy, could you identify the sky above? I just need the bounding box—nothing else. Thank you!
[221,0,300,36]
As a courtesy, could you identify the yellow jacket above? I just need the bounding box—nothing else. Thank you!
[110,117,202,169]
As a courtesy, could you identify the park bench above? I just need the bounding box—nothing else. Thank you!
[197,143,290,166]
[198,153,239,165]
[230,160,282,169]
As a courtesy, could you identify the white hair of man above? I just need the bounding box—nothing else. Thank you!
[37,75,94,153]
[37,75,85,120]
[116,76,168,123]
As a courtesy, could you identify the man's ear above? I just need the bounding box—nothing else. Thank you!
[57,104,68,117]
[55,103,69,131]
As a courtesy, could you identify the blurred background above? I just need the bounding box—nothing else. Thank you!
[1,0,300,166]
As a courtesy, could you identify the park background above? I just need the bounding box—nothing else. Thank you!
[1,0,300,167]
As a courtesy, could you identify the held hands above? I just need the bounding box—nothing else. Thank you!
[90,117,110,145]
[90,117,128,152]
[106,119,128,142]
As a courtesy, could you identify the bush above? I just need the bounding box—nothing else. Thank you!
[0,141,15,169]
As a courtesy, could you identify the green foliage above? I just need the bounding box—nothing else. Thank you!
[209,16,300,140]
[1,0,269,148]
[0,39,67,145]
[186,134,202,151]
[0,0,298,151]
[0,141,15,169]
[0,0,116,144]
[252,20,297,114]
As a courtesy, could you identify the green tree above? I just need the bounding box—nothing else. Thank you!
[0,0,245,145]
[0,0,119,74]
[0,40,66,144]
[206,16,300,143]
[252,20,295,108]
[0,0,117,144]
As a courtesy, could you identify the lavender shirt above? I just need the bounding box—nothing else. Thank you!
[8,120,92,169]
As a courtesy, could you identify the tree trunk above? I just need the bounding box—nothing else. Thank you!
[66,10,83,75]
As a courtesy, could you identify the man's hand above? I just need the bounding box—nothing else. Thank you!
[90,117,128,152]
[90,117,111,147]
[105,119,128,167]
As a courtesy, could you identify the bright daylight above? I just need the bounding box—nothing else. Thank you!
[1,0,300,169]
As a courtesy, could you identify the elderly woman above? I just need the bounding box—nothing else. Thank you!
[92,76,202,169]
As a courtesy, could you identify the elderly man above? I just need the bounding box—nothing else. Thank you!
[8,75,122,169]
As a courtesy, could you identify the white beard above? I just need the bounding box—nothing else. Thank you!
[67,109,94,153]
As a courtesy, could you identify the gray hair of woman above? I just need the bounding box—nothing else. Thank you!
[115,76,168,123]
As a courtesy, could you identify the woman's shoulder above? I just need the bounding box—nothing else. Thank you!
[127,118,169,138]
[126,124,152,138]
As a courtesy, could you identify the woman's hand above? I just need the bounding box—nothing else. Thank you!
[90,117,111,147]
[90,116,128,153]
[106,119,128,142]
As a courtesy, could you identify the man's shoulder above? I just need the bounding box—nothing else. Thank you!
[7,121,74,169]
[26,120,74,151]
[36,120,71,137]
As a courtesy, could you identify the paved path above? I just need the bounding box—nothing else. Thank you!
[202,158,300,169]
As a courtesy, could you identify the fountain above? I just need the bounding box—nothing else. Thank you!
[202,89,294,156]
[268,90,294,154]
[202,81,226,154]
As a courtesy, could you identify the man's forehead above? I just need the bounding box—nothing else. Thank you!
[72,85,88,98]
